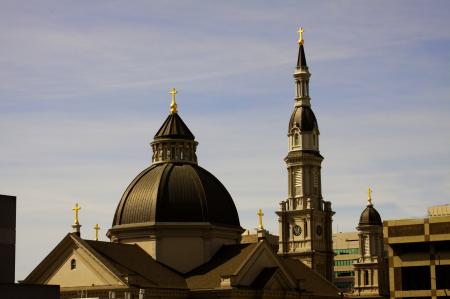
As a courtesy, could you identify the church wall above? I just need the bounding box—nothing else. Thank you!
[47,250,119,287]
[157,236,205,273]
[111,224,242,273]
[156,235,239,273]
[121,238,157,258]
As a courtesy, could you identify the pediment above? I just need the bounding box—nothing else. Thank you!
[46,244,122,287]
[227,241,297,289]
[24,234,125,288]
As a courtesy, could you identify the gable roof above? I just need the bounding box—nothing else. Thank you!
[185,242,258,289]
[281,258,339,298]
[24,233,186,289]
[185,240,301,291]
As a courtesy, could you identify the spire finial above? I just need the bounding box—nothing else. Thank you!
[94,224,100,241]
[298,27,304,45]
[72,203,81,225]
[169,88,178,114]
[257,208,264,230]
[368,187,373,205]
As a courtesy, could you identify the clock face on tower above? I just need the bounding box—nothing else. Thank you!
[293,225,302,236]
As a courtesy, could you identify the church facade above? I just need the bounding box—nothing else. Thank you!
[23,30,339,299]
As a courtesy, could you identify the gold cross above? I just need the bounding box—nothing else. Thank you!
[72,203,81,225]
[257,208,264,229]
[94,224,100,241]
[298,27,304,45]
[368,187,373,205]
[169,88,178,114]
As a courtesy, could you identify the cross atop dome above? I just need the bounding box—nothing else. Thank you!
[169,88,178,114]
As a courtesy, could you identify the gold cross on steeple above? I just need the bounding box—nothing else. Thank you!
[257,208,264,230]
[72,203,81,225]
[298,27,304,45]
[368,187,373,205]
[93,223,100,241]
[169,88,178,114]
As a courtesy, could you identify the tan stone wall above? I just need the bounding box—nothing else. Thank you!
[47,249,121,288]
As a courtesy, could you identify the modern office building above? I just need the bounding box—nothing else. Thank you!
[384,205,450,299]
[333,232,359,292]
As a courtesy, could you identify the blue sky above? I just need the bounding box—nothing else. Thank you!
[1,1,450,280]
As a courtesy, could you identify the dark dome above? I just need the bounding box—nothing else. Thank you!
[359,205,382,226]
[113,163,240,227]
[289,106,318,132]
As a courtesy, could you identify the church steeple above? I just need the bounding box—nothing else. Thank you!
[294,29,311,108]
[296,27,307,69]
[277,28,334,282]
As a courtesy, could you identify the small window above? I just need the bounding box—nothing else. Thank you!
[293,133,299,146]
[364,270,369,285]
[304,221,308,237]
[70,259,76,270]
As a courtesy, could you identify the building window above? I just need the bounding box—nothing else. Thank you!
[436,265,450,289]
[335,271,354,277]
[293,133,299,146]
[313,170,319,192]
[401,266,430,290]
[294,169,302,195]
[334,259,358,266]
[364,236,370,256]
[304,221,308,237]
[335,248,360,255]
[364,270,369,285]
[70,259,76,270]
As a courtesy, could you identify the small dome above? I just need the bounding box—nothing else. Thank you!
[289,106,318,132]
[113,163,240,227]
[359,205,382,226]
